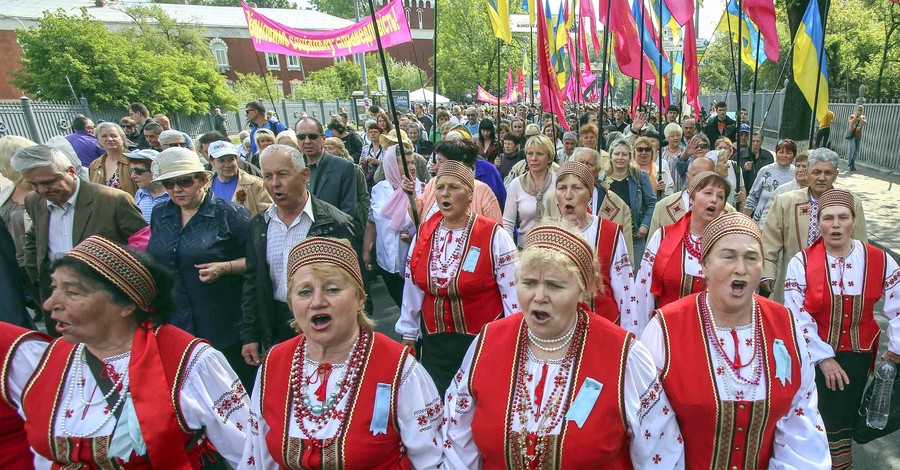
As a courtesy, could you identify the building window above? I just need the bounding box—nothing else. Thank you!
[266,53,280,70]
[417,8,423,29]
[287,55,302,70]
[209,38,229,71]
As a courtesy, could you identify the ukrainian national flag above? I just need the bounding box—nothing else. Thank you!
[793,0,829,121]
[631,0,673,86]
[487,0,512,43]
[672,51,684,90]
[522,0,535,25]
[716,0,767,70]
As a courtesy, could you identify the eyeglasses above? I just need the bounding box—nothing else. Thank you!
[697,143,710,149]
[131,167,151,175]
[244,109,254,115]
[635,146,652,152]
[85,126,95,132]
[296,133,321,141]
[161,175,198,190]
[122,125,135,130]
[164,142,186,148]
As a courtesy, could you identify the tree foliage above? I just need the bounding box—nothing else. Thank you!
[307,0,365,19]
[153,0,296,8]
[12,9,236,114]
[232,72,285,104]
[289,55,427,99]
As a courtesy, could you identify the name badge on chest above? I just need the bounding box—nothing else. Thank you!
[461,246,481,272]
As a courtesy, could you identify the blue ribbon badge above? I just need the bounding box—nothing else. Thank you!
[370,383,391,435]
[773,339,792,386]
[564,378,603,428]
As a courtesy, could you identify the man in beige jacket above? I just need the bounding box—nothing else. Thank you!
[206,140,271,216]
[762,148,866,302]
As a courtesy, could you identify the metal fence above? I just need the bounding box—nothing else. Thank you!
[0,96,361,145]
[699,92,900,171]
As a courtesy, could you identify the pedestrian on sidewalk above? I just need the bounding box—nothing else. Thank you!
[846,105,867,171]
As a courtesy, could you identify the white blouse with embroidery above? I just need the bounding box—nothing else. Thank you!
[580,215,640,335]
[784,239,900,363]
[641,306,831,470]
[633,227,704,335]
[442,332,685,469]
[239,354,444,469]
[13,343,250,470]
[396,223,520,341]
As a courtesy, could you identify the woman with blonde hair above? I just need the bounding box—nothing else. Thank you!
[324,136,353,161]
[606,139,657,264]
[275,129,298,147]
[89,122,137,196]
[0,135,38,305]
[250,128,276,167]
[712,137,745,208]
[503,135,558,247]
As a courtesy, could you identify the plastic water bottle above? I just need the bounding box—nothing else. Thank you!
[866,360,897,430]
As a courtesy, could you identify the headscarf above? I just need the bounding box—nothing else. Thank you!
[818,189,855,218]
[66,235,157,311]
[287,237,363,292]
[700,213,763,261]
[379,145,416,231]
[525,224,595,290]
[436,160,475,192]
[557,161,594,191]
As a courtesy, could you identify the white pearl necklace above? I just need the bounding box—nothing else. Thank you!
[61,344,130,438]
[527,320,577,352]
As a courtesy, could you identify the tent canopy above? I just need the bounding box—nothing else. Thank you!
[409,88,450,104]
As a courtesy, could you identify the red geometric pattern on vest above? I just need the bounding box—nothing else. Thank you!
[410,213,504,335]
[22,325,208,469]
[469,312,633,468]
[260,332,411,469]
[802,240,885,353]
[651,212,705,308]
[592,218,623,324]
[658,294,801,469]
[0,323,49,470]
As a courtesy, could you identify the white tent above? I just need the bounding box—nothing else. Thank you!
[409,88,450,105]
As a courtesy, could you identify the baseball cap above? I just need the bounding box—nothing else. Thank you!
[739,123,751,133]
[208,140,240,159]
[125,149,160,161]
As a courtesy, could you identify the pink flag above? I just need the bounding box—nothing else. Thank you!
[683,21,701,120]
[664,0,694,27]
[537,1,570,130]
[579,0,603,55]
[743,0,780,61]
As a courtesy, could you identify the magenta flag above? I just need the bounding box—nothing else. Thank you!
[664,0,694,27]
[743,0,780,61]
[241,0,412,58]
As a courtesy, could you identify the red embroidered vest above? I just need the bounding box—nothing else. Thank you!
[469,312,633,468]
[22,325,211,469]
[592,217,623,324]
[260,332,412,470]
[0,323,49,470]
[651,213,706,308]
[802,240,885,353]
[410,213,505,336]
[657,294,802,469]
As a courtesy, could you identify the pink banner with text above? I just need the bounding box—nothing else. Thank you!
[241,0,412,58]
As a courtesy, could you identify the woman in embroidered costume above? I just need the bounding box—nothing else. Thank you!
[241,237,443,469]
[442,222,684,469]
[784,189,900,469]
[18,235,250,468]
[0,322,49,469]
[641,213,831,469]
[396,160,519,394]
[633,171,730,334]
[553,161,638,333]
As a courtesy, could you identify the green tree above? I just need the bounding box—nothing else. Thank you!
[307,0,365,19]
[153,0,296,8]
[363,54,428,92]
[233,72,285,104]
[12,10,236,114]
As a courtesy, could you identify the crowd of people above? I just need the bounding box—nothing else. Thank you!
[0,96,896,469]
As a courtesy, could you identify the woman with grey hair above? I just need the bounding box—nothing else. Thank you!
[0,136,39,311]
[88,121,136,196]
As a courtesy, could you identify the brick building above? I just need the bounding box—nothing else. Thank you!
[0,0,434,100]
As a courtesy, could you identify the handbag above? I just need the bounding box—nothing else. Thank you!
[845,119,860,140]
[853,364,900,444]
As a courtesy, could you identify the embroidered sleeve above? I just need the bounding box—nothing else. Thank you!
[610,233,638,335]
[633,230,662,336]
[180,346,251,469]
[397,237,425,341]
[624,340,685,468]
[396,356,444,469]
[441,337,481,469]
[883,254,900,355]
[238,370,277,469]
[769,321,831,470]
[493,229,520,316]
[784,253,835,364]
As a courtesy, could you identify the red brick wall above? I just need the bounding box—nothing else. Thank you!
[0,30,24,99]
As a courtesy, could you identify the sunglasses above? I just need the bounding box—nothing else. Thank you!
[161,175,198,190]
[122,125,135,130]
[697,143,710,149]
[296,133,321,141]
[131,167,151,175]
[635,146,652,152]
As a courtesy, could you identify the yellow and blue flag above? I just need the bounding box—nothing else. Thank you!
[672,51,684,91]
[522,0,535,25]
[631,0,673,85]
[793,0,829,121]
[486,0,512,43]
[716,0,767,70]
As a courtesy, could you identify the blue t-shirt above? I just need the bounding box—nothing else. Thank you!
[212,175,239,201]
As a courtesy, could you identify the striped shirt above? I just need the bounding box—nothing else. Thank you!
[265,200,315,302]
[47,178,80,261]
[134,188,170,224]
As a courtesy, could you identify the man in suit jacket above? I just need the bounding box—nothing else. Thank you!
[647,156,737,238]
[13,145,147,335]
[762,148,867,302]
[240,145,357,366]
[295,117,358,221]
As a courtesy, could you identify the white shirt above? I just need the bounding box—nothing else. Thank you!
[580,215,639,335]
[784,239,900,363]
[642,309,832,470]
[503,172,558,247]
[369,180,424,274]
[47,177,80,260]
[265,200,315,302]
[442,333,685,469]
[240,352,444,469]
[397,224,520,341]
[758,179,803,228]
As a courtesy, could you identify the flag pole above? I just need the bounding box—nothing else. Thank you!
[432,0,438,143]
[808,0,831,143]
[656,0,665,198]
[748,23,763,162]
[497,37,502,151]
[365,0,419,228]
[759,40,795,132]
[599,0,612,126]
[731,0,743,172]
[638,0,646,112]
[530,20,535,110]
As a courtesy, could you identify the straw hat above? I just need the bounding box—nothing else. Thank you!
[380,129,413,151]
[151,148,212,182]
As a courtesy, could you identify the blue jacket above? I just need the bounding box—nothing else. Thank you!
[626,169,657,232]
[474,158,507,209]
[249,118,288,154]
